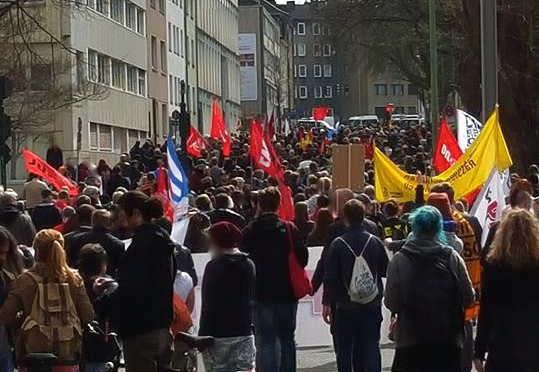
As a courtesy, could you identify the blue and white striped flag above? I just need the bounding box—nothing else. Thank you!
[166,136,189,216]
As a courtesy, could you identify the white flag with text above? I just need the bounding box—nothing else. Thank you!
[457,109,483,152]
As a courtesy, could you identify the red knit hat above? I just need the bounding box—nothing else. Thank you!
[209,221,243,249]
[427,192,452,219]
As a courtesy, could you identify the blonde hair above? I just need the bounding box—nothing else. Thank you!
[489,209,539,267]
[33,229,74,280]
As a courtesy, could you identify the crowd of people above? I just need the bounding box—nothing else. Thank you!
[0,120,537,372]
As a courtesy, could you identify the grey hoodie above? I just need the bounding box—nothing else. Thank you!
[384,238,474,348]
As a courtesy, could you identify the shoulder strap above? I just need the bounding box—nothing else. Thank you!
[25,271,43,284]
[337,234,373,258]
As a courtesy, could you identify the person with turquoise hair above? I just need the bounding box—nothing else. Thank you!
[385,206,474,372]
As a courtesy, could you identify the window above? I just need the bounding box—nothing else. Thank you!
[136,8,144,34]
[323,65,332,77]
[114,127,127,153]
[375,84,387,95]
[408,84,419,95]
[185,36,189,63]
[90,123,98,150]
[126,2,136,30]
[180,29,184,57]
[322,24,330,35]
[312,23,320,35]
[111,59,125,89]
[138,69,146,95]
[168,23,172,52]
[298,64,307,77]
[174,77,179,105]
[99,124,112,151]
[169,75,173,104]
[296,22,305,35]
[324,85,333,98]
[174,27,179,55]
[314,86,322,98]
[93,0,107,15]
[110,0,124,23]
[160,40,167,71]
[313,65,321,77]
[76,51,85,91]
[30,64,51,90]
[313,44,321,57]
[299,85,307,99]
[88,50,97,82]
[127,66,137,93]
[97,54,110,85]
[162,104,168,135]
[191,39,194,66]
[151,36,157,70]
[159,0,165,13]
[392,84,404,95]
[297,43,306,57]
[323,44,331,56]
[408,106,418,114]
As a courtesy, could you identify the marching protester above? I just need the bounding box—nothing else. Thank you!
[323,199,389,372]
[474,209,539,372]
[0,229,94,370]
[31,189,62,231]
[241,187,308,372]
[385,206,474,372]
[199,222,256,372]
[0,192,36,247]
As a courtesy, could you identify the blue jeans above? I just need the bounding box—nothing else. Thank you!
[0,352,13,372]
[254,302,298,372]
[334,305,382,372]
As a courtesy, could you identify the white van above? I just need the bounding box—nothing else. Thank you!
[347,115,380,127]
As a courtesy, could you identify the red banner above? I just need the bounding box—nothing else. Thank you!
[187,126,209,158]
[432,118,463,173]
[22,150,78,196]
[210,101,231,156]
[313,106,329,121]
[264,111,275,140]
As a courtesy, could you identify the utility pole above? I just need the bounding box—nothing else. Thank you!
[481,0,498,121]
[0,76,13,190]
[429,0,439,144]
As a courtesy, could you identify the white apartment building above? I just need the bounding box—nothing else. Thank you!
[197,0,241,134]
[166,0,187,116]
[7,0,149,179]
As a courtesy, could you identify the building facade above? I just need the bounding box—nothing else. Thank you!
[239,0,294,126]
[146,0,168,143]
[196,0,241,134]
[184,0,199,131]
[166,0,186,119]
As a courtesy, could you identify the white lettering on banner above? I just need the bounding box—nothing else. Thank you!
[457,109,483,152]
[259,140,271,168]
[190,247,394,347]
[441,144,456,164]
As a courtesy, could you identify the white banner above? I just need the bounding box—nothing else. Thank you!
[470,169,507,247]
[457,109,483,152]
[239,33,257,101]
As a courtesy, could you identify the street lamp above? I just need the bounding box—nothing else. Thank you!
[178,80,190,155]
[429,0,439,147]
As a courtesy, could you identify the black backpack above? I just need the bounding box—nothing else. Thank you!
[400,246,465,343]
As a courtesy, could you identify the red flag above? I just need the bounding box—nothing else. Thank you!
[364,136,375,160]
[250,119,278,175]
[265,111,276,139]
[187,126,209,158]
[22,150,78,196]
[210,101,231,156]
[313,106,329,121]
[277,177,294,221]
[432,118,463,173]
[155,166,174,221]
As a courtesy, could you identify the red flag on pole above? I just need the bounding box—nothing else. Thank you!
[313,106,329,121]
[187,126,209,158]
[155,166,174,221]
[432,118,463,173]
[22,150,78,196]
[210,101,231,156]
[265,110,275,140]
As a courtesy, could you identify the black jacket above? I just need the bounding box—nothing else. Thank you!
[323,226,388,306]
[241,214,308,303]
[199,252,255,338]
[207,209,247,230]
[109,223,176,339]
[0,206,36,246]
[64,226,92,265]
[106,174,131,196]
[311,218,379,292]
[68,227,125,277]
[474,262,539,372]
[31,201,62,231]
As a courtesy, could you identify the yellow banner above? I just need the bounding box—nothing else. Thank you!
[375,107,513,203]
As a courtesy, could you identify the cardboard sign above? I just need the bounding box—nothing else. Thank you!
[332,144,365,192]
